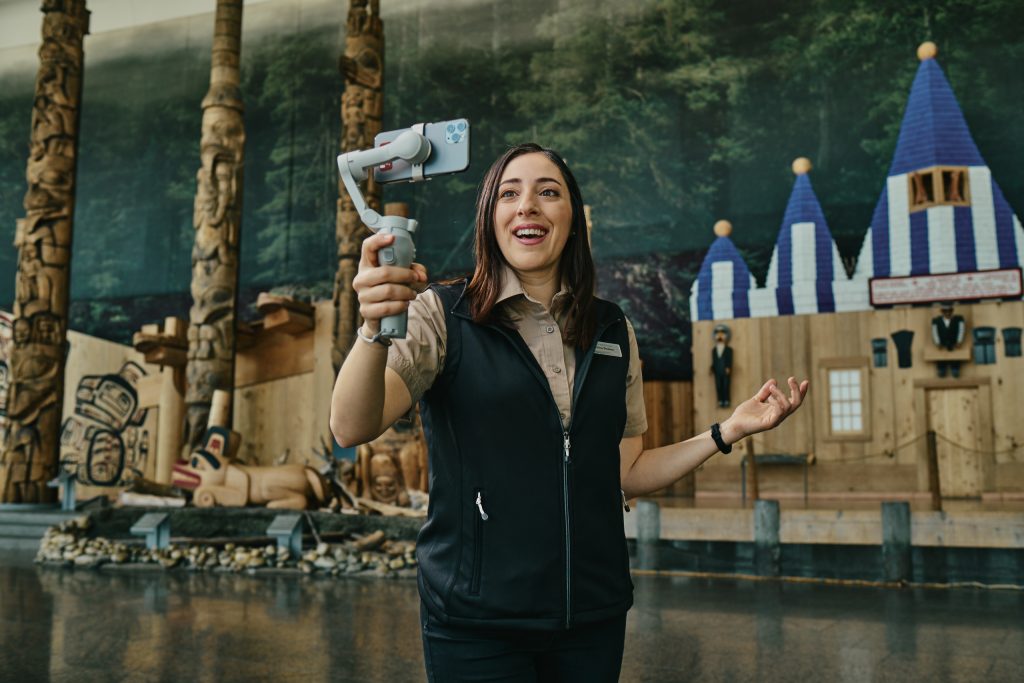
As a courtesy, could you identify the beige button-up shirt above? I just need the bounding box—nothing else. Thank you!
[387,268,647,437]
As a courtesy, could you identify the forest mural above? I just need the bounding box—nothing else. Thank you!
[1,0,1022,379]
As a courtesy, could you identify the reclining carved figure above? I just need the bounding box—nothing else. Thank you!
[187,444,330,510]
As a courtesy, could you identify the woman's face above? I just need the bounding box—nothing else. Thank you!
[493,153,572,280]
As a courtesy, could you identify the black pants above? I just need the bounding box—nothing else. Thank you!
[421,605,626,683]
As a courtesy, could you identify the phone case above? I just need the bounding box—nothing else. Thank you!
[373,118,471,184]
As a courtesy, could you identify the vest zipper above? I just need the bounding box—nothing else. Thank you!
[561,429,571,629]
[475,490,489,520]
[471,489,487,595]
[621,489,631,512]
[560,317,620,630]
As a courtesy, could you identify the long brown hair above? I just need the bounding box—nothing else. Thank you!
[463,143,597,349]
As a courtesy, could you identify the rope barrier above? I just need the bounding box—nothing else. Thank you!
[830,431,1024,462]
[834,433,927,462]
[933,432,1024,457]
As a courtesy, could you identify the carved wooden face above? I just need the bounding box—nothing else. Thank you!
[84,431,125,486]
[369,454,400,503]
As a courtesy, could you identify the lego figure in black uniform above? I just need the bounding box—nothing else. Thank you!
[712,323,733,407]
[931,302,965,377]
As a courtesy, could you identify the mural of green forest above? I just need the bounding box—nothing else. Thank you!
[1,0,1022,379]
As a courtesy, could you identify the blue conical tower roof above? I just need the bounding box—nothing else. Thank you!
[888,56,984,175]
[690,222,756,321]
[765,160,845,314]
[855,43,1024,281]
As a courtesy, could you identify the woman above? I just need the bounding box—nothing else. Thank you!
[331,143,809,682]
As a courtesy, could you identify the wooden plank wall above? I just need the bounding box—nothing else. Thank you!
[692,300,1024,496]
[641,380,694,496]
[62,331,160,497]
[232,301,335,468]
[61,303,336,477]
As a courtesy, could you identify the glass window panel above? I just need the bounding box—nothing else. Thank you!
[827,366,867,434]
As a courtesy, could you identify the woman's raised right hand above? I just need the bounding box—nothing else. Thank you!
[352,232,428,334]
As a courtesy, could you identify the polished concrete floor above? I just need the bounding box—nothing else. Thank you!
[2,549,1022,682]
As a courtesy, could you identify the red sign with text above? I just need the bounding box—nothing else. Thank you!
[869,268,1023,305]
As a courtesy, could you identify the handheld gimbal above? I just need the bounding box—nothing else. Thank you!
[337,129,430,339]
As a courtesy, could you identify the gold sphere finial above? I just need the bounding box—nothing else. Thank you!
[792,157,813,175]
[713,220,733,238]
[917,41,938,61]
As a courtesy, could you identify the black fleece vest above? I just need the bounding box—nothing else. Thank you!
[416,282,634,630]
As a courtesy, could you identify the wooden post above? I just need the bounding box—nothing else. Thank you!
[0,0,90,503]
[135,316,187,485]
[753,499,780,576]
[155,366,185,484]
[636,499,660,570]
[332,0,384,374]
[925,430,942,512]
[745,437,759,504]
[881,501,912,582]
[184,0,246,451]
[209,389,231,429]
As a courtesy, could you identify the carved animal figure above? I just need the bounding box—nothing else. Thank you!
[187,447,330,510]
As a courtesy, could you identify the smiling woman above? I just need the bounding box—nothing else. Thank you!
[330,142,809,682]
[493,154,573,280]
[465,144,598,350]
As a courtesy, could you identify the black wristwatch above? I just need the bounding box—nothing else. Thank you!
[711,422,732,454]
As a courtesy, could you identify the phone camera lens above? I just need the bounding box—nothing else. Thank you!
[447,124,455,133]
[450,133,461,143]
[457,121,467,132]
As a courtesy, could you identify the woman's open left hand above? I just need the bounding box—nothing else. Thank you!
[722,377,810,444]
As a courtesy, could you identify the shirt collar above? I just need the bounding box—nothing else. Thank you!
[496,263,572,309]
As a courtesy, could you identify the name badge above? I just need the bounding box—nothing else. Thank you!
[595,341,622,358]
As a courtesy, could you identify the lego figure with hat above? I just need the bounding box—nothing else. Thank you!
[711,323,733,407]
[931,302,966,377]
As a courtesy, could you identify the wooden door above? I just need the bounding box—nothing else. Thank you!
[926,388,983,497]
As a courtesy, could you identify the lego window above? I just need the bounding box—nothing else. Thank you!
[871,338,888,368]
[828,369,864,434]
[942,169,967,203]
[973,327,996,364]
[909,170,936,209]
[908,166,970,212]
[1003,328,1022,358]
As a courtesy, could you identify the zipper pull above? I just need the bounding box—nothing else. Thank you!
[475,491,489,521]
[563,432,571,463]
[621,489,631,512]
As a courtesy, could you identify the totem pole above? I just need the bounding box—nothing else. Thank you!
[0,0,90,504]
[184,0,245,450]
[333,0,383,372]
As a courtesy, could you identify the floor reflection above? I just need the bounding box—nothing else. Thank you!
[2,550,1022,682]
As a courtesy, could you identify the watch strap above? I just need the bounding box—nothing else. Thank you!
[711,422,732,454]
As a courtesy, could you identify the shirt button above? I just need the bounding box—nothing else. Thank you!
[552,366,562,374]
[545,325,555,334]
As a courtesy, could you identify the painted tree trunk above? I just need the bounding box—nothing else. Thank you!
[0,0,90,503]
[332,0,383,373]
[185,0,245,450]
